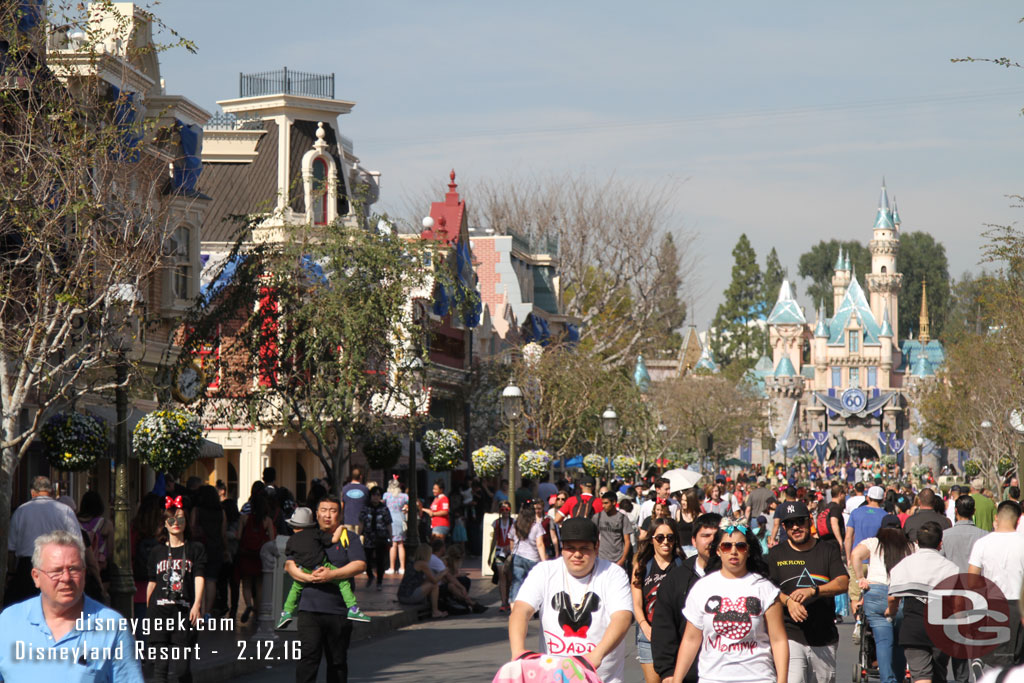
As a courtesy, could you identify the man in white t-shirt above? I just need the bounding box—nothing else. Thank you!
[969,500,1024,671]
[843,482,866,523]
[509,518,634,683]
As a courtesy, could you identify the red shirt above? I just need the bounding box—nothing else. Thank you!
[430,494,450,528]
[558,493,604,517]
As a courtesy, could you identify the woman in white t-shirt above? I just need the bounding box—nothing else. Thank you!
[672,520,789,683]
[508,503,547,601]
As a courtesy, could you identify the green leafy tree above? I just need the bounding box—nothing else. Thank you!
[711,234,765,372]
[761,247,792,315]
[647,232,687,355]
[945,271,998,343]
[797,240,871,316]
[183,219,437,494]
[898,231,951,340]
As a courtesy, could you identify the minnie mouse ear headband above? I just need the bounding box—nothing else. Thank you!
[165,495,183,509]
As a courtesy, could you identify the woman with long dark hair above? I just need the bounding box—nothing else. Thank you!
[235,488,276,623]
[677,491,699,556]
[189,484,227,620]
[78,490,113,583]
[146,496,207,682]
[632,518,681,683]
[508,502,546,601]
[131,493,165,619]
[672,521,789,683]
[850,515,913,683]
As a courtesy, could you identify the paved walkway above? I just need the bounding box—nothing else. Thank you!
[190,554,494,682]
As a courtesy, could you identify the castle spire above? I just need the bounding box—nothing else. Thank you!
[874,178,895,229]
[834,247,845,271]
[919,279,930,344]
[892,196,901,228]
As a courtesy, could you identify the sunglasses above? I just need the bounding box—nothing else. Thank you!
[719,541,749,553]
[653,534,676,544]
[166,516,186,526]
[782,518,809,528]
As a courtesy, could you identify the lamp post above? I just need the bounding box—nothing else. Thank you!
[403,355,425,555]
[501,381,523,512]
[107,285,139,618]
[602,405,618,484]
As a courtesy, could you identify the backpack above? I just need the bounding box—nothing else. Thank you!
[569,495,596,520]
[815,507,831,538]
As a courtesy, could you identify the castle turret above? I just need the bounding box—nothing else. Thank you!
[865,179,902,349]
[879,305,893,386]
[813,301,828,389]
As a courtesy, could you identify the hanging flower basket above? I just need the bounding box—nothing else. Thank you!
[791,453,813,467]
[41,412,107,472]
[132,409,203,474]
[880,454,897,467]
[963,459,982,478]
[998,455,1016,476]
[582,453,605,478]
[363,432,402,471]
[613,455,639,478]
[911,464,930,481]
[518,449,551,480]
[422,428,463,472]
[472,445,506,477]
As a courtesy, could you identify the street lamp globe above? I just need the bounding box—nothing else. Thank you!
[602,405,618,437]
[916,437,925,447]
[501,382,523,421]
[657,421,667,436]
[981,420,993,430]
[422,216,435,230]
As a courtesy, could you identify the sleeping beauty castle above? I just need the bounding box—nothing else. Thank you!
[748,181,945,468]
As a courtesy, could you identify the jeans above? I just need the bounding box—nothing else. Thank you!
[863,583,905,683]
[509,554,538,602]
[296,610,354,683]
[364,544,389,583]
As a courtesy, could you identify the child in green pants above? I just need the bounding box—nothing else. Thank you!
[277,507,369,628]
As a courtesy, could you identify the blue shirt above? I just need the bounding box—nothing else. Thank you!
[0,595,142,682]
[848,505,886,549]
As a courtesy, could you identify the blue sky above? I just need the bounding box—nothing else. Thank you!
[154,1,1024,328]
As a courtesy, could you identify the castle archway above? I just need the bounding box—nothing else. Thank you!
[848,439,879,460]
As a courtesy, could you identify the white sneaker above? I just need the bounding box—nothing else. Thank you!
[384,569,395,575]
[398,569,405,575]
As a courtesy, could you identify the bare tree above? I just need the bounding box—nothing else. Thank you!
[470,174,696,367]
[0,2,193,597]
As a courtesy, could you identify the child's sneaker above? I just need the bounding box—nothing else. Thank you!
[276,611,294,629]
[347,606,371,623]
[384,568,395,575]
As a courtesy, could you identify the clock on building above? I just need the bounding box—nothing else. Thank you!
[172,362,205,404]
[1010,409,1024,434]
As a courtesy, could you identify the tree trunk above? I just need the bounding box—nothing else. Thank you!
[0,442,17,604]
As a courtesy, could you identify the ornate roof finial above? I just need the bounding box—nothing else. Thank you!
[448,169,457,192]
[919,278,931,344]
[313,121,328,153]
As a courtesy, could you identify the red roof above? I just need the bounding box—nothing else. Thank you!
[420,169,466,245]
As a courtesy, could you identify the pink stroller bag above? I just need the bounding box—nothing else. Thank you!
[492,652,603,683]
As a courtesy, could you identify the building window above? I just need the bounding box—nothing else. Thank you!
[170,226,191,299]
[831,367,842,388]
[849,332,859,353]
[312,158,328,225]
[295,462,307,503]
[868,366,877,386]
[850,367,860,388]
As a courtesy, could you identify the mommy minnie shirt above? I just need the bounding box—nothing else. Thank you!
[682,570,781,683]
[515,557,633,683]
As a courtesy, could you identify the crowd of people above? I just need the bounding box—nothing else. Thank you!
[497,465,1024,683]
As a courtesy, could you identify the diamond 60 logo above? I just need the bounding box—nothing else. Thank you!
[925,574,1010,659]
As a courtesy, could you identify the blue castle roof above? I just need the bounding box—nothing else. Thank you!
[767,280,806,325]
[828,276,881,346]
[774,356,797,377]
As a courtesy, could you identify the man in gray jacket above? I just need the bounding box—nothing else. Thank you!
[940,494,989,683]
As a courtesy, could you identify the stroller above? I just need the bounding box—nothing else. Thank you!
[853,604,878,683]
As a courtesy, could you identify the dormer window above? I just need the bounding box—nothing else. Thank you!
[311,158,328,225]
[171,226,192,299]
[849,332,859,353]
[301,122,339,226]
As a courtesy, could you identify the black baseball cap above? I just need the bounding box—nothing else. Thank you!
[560,518,599,544]
[776,500,810,522]
[880,514,902,529]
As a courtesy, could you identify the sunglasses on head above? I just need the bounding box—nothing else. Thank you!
[719,541,749,552]
[653,533,676,544]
